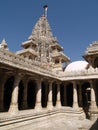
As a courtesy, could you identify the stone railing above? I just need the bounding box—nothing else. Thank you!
[0,49,57,78]
[60,67,98,80]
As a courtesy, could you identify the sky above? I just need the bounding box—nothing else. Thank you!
[0,0,98,62]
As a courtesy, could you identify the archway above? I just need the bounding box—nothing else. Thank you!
[41,81,48,108]
[27,80,36,109]
[18,80,24,110]
[60,84,65,106]
[4,76,14,112]
[52,82,57,106]
[66,83,73,107]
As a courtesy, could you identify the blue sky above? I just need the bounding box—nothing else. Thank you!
[0,0,98,61]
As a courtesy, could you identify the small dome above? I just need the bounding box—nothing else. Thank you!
[65,61,89,72]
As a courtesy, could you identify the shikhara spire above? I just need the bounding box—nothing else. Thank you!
[17,5,70,68]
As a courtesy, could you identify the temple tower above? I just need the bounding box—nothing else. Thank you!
[16,5,70,71]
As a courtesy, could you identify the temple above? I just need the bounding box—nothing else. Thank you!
[0,6,98,130]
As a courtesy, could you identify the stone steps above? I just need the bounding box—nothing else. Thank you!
[0,107,92,130]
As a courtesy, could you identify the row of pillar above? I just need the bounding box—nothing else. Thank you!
[0,73,97,115]
[0,75,62,113]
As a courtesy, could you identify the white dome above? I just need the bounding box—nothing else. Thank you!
[65,61,89,72]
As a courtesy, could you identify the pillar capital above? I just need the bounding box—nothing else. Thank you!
[36,78,43,82]
[72,80,76,85]
[89,79,93,85]
[77,81,82,86]
[56,81,61,86]
[23,77,29,83]
[48,80,53,86]
[15,72,24,81]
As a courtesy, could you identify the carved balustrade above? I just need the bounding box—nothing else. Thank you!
[0,49,57,77]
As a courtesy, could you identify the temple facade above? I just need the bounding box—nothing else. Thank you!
[0,6,98,130]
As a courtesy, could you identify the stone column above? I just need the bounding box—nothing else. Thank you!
[9,73,22,113]
[47,81,53,110]
[89,80,98,120]
[56,82,61,107]
[72,81,79,109]
[35,79,42,110]
[89,80,97,110]
[0,75,7,111]
[22,79,28,109]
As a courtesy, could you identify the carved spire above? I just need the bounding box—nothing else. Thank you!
[28,14,53,40]
[0,38,9,50]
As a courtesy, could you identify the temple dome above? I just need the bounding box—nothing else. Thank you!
[65,61,89,72]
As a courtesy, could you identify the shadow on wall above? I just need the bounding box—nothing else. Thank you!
[89,119,98,130]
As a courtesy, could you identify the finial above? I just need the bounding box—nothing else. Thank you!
[0,38,9,50]
[43,5,48,17]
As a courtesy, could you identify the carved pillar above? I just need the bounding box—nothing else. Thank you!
[0,75,7,111]
[89,80,97,110]
[56,82,61,107]
[22,79,28,109]
[35,79,42,110]
[9,73,22,113]
[89,80,98,120]
[73,81,79,109]
[47,81,53,109]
